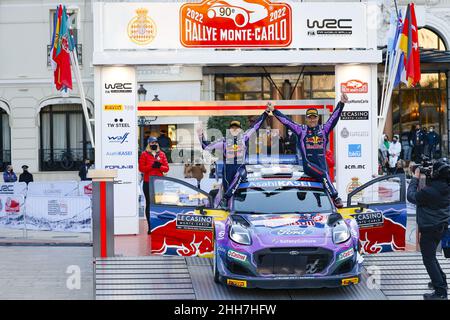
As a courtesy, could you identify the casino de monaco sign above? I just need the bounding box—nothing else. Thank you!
[98,0,372,50]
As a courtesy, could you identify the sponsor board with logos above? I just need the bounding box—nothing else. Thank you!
[351,211,384,228]
[176,214,214,230]
[0,183,27,196]
[335,65,375,202]
[99,66,138,233]
[97,1,370,50]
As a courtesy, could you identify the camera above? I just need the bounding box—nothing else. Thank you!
[411,155,434,178]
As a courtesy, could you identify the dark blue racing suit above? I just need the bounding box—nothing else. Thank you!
[199,111,268,202]
[272,102,345,199]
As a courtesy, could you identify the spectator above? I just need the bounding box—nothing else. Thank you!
[400,128,413,165]
[78,159,92,181]
[379,134,390,173]
[187,159,207,189]
[157,130,172,163]
[412,124,426,162]
[388,134,402,174]
[3,165,17,182]
[392,160,405,175]
[426,126,440,159]
[139,136,169,234]
[284,128,298,154]
[18,165,34,185]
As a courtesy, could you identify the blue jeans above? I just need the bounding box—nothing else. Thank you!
[402,145,412,161]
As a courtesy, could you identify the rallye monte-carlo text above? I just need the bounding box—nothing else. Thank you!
[148,164,408,289]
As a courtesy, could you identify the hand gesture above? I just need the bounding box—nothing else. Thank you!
[340,93,349,104]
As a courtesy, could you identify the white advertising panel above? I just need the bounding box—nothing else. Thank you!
[27,181,79,197]
[78,181,93,197]
[97,1,370,50]
[100,66,138,234]
[335,65,375,203]
[25,196,91,232]
[0,195,25,229]
[0,182,27,196]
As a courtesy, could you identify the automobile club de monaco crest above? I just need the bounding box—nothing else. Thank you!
[180,0,292,48]
[127,8,157,45]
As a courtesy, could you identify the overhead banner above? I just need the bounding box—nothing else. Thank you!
[25,196,91,232]
[335,65,375,202]
[100,66,138,234]
[98,1,369,50]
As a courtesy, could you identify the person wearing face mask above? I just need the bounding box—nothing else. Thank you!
[426,126,440,159]
[197,111,269,208]
[139,136,170,233]
[413,124,426,162]
[3,165,17,183]
[388,135,402,174]
[284,128,298,154]
[267,93,348,208]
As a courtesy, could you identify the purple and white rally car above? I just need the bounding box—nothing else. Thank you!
[149,163,407,289]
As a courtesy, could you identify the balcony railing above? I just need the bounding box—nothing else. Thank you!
[47,44,82,67]
[39,148,94,171]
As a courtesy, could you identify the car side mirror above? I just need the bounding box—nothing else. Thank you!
[327,213,343,226]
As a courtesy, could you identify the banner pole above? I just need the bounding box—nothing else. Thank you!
[70,49,95,148]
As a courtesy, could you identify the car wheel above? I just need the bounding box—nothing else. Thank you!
[213,246,220,283]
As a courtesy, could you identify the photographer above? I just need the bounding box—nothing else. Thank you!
[407,159,450,300]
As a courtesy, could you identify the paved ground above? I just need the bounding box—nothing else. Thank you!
[0,246,93,300]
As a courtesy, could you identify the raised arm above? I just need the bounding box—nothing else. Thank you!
[272,109,302,135]
[197,127,224,153]
[323,93,348,135]
[243,110,269,142]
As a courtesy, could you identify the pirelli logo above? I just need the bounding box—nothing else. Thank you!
[104,104,123,111]
[227,279,247,288]
[341,277,359,286]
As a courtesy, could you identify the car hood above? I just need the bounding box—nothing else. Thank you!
[241,213,333,247]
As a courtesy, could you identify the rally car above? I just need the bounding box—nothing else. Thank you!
[148,163,407,289]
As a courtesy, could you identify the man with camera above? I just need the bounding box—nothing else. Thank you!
[407,159,450,300]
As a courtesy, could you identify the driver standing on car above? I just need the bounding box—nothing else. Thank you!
[197,110,269,208]
[267,93,348,208]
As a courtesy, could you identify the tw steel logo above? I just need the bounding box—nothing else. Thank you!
[341,79,368,94]
[307,19,352,36]
[180,0,292,48]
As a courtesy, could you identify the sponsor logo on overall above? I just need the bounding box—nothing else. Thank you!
[227,249,247,262]
[306,18,352,36]
[180,0,292,48]
[107,132,130,144]
[338,248,354,261]
[341,79,368,93]
[128,8,157,45]
[104,83,133,94]
[107,118,131,128]
[348,144,361,157]
[340,111,369,120]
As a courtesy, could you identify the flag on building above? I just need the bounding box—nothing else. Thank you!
[399,3,421,87]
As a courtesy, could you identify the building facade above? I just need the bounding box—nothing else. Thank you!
[0,0,449,181]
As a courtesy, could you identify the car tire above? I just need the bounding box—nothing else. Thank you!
[213,245,220,284]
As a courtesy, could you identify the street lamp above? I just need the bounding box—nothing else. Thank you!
[138,84,147,102]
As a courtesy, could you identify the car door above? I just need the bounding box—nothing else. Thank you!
[342,174,407,254]
[148,176,225,257]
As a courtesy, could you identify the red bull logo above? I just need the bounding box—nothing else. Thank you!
[151,219,214,256]
[359,216,406,254]
[305,136,323,144]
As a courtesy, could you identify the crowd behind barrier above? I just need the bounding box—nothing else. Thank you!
[0,181,92,233]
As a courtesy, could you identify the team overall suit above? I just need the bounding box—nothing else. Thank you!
[199,111,269,208]
[268,94,348,207]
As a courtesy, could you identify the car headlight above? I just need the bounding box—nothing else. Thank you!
[333,220,350,244]
[229,224,252,245]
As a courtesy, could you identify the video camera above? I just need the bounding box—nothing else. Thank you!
[411,155,434,178]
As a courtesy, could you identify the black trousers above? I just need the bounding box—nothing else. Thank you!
[420,224,448,296]
[143,181,150,230]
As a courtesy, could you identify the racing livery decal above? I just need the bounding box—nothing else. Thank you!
[180,0,292,47]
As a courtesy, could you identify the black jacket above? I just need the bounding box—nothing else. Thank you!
[79,164,91,181]
[407,177,450,231]
[18,171,34,184]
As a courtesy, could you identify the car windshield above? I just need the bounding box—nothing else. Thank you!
[232,187,333,214]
